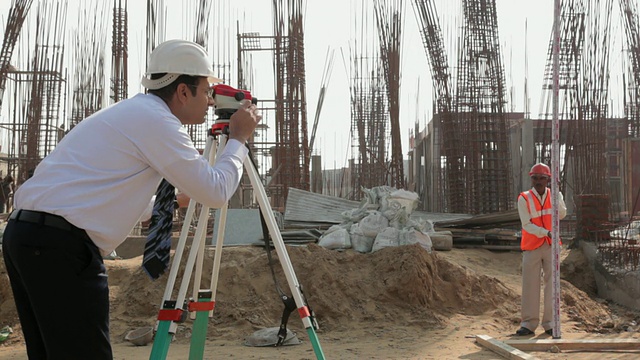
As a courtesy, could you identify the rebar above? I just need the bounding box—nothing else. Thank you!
[0,0,34,112]
[110,0,128,104]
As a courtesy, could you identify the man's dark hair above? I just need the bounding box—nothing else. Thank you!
[147,73,202,102]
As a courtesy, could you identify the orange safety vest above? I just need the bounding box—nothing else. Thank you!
[519,189,559,251]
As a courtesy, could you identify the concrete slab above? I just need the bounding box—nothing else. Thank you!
[211,209,264,246]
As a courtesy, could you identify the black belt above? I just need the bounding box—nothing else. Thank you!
[9,209,88,238]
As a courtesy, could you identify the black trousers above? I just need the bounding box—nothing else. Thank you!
[2,212,113,360]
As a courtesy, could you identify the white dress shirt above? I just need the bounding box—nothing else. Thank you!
[14,93,247,254]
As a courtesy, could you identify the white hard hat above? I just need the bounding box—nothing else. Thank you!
[141,39,223,89]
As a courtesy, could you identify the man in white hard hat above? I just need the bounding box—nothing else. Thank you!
[515,163,566,337]
[2,39,261,359]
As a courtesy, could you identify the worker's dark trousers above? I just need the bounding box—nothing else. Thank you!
[2,217,112,360]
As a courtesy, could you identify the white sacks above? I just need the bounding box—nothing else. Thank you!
[400,229,433,252]
[370,227,433,253]
[318,225,351,250]
[371,227,400,252]
[387,189,420,216]
[318,187,437,254]
[359,211,389,237]
[349,223,375,253]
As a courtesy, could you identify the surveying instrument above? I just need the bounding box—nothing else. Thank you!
[148,84,326,360]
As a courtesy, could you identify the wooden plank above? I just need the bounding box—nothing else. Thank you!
[504,338,640,352]
[475,335,540,360]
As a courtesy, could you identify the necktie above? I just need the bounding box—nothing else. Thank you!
[143,179,176,280]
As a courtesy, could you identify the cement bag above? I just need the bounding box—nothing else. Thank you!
[323,224,350,235]
[349,223,375,253]
[387,189,420,216]
[318,228,351,250]
[341,207,368,223]
[429,231,453,251]
[371,227,400,253]
[361,186,394,207]
[399,229,432,253]
[405,218,434,233]
[359,211,389,237]
[379,197,412,228]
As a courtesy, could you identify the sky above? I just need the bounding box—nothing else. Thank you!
[2,0,623,169]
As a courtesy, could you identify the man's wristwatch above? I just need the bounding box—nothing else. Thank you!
[173,199,180,210]
[547,231,552,238]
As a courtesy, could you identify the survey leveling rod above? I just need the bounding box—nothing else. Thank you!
[550,0,562,340]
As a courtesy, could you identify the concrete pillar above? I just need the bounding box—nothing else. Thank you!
[311,155,322,194]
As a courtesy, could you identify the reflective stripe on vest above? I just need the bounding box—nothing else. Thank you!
[520,190,552,251]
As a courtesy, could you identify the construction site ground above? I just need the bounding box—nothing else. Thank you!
[1,243,639,359]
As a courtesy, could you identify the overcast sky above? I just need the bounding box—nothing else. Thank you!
[0,0,629,167]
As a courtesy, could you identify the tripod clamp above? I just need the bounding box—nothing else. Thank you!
[276,291,319,346]
[156,300,189,323]
[210,120,230,137]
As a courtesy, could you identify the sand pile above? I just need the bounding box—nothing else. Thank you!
[105,244,519,341]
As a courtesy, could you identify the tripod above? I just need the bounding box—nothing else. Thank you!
[149,122,325,360]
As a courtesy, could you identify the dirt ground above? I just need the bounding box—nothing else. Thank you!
[1,242,639,359]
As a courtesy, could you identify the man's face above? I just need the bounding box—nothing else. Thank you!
[531,174,549,195]
[181,78,214,125]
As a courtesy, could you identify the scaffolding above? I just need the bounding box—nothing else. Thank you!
[374,0,405,189]
[349,1,389,199]
[0,0,34,114]
[1,0,68,182]
[237,0,309,210]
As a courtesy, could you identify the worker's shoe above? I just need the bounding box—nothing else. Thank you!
[515,327,534,336]
[545,329,553,336]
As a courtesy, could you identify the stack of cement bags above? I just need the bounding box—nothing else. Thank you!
[318,186,452,253]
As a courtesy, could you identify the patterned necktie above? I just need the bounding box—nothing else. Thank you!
[143,179,176,280]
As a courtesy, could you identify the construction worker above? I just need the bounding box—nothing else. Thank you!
[1,39,261,359]
[515,163,566,336]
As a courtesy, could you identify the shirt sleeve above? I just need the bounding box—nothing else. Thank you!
[518,194,549,237]
[558,191,567,220]
[159,138,248,209]
[131,113,248,210]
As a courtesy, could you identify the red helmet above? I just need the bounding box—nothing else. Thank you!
[529,163,551,177]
